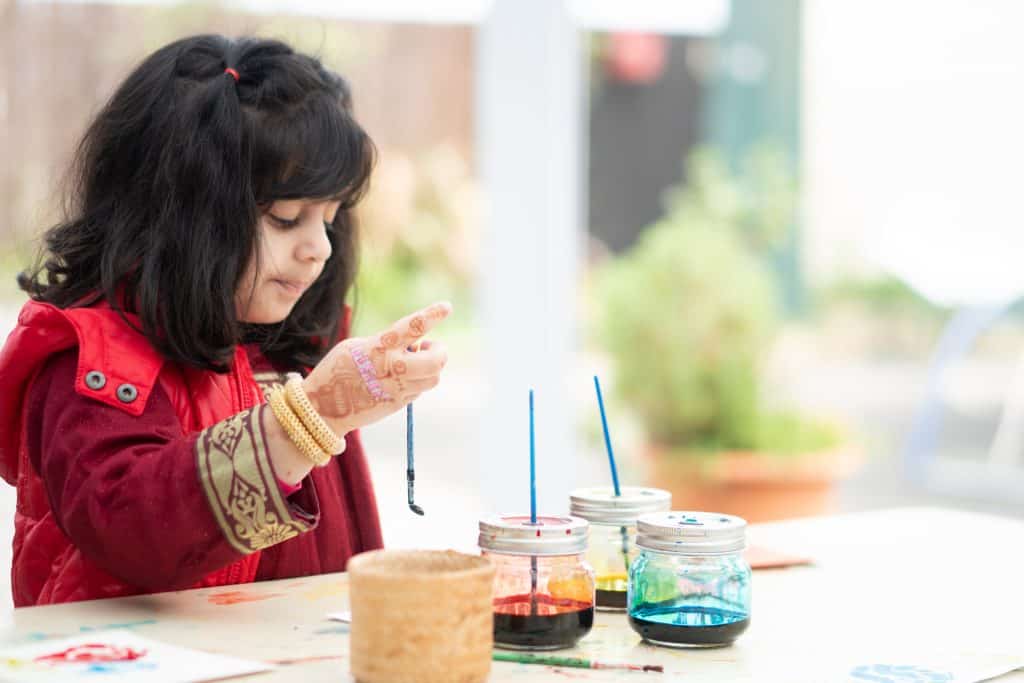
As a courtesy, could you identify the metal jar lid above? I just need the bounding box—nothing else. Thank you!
[636,511,747,555]
[478,515,589,556]
[569,486,672,525]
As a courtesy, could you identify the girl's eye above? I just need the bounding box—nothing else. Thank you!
[268,213,300,228]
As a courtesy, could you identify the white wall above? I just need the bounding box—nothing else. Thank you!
[802,1,1024,306]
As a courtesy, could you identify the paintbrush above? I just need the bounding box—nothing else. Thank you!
[493,651,663,673]
[594,376,632,572]
[406,339,425,515]
[528,389,538,616]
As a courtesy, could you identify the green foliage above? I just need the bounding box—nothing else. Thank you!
[815,275,947,320]
[663,145,797,253]
[748,411,844,457]
[0,244,35,305]
[597,146,840,454]
[351,144,478,335]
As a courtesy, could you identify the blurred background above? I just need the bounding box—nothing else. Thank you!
[3,0,1024,607]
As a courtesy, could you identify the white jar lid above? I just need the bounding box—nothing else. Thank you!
[636,511,747,555]
[478,514,589,556]
[569,486,671,525]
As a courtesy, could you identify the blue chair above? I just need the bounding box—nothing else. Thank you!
[903,299,1024,504]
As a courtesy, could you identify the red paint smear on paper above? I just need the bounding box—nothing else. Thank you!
[208,590,283,606]
[35,643,146,665]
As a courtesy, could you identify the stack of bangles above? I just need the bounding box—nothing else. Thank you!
[267,373,345,467]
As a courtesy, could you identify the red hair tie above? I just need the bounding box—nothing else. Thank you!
[224,67,240,82]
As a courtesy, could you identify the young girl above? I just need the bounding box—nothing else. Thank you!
[0,34,451,606]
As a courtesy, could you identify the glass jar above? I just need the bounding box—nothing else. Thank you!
[628,511,751,648]
[479,515,595,650]
[569,486,671,610]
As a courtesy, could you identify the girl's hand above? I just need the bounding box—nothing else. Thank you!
[302,302,451,436]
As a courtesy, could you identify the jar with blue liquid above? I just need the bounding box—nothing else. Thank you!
[628,511,751,647]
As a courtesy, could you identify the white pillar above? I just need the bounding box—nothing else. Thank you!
[476,0,586,515]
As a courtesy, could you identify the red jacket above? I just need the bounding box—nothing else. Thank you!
[0,300,382,606]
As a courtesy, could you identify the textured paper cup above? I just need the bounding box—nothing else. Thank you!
[349,549,495,683]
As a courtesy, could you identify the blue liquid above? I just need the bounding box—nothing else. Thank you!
[628,604,749,646]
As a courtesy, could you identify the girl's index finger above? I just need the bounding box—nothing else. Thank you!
[379,302,452,349]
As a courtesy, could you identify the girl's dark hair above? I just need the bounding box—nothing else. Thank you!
[19,34,375,371]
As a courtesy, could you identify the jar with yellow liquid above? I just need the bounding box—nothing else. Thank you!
[479,515,594,650]
[569,487,671,610]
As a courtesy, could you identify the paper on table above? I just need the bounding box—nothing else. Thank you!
[327,610,352,623]
[0,630,273,683]
[745,544,813,569]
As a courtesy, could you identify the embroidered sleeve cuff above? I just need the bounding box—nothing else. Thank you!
[196,403,316,554]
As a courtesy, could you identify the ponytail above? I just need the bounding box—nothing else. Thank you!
[139,42,257,369]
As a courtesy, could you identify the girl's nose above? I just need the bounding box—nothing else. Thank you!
[296,220,333,263]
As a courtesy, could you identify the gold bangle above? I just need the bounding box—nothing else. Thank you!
[284,373,345,455]
[268,387,331,467]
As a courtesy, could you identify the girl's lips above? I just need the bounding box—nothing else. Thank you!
[274,279,308,296]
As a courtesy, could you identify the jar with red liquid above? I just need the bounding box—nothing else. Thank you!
[479,515,595,650]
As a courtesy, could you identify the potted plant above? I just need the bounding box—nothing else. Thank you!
[595,146,859,522]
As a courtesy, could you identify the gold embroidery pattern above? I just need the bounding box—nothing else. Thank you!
[253,371,286,402]
[196,404,313,554]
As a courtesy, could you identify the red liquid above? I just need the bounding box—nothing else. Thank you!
[493,593,594,650]
[35,644,146,664]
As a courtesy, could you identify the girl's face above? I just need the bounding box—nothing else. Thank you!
[235,198,340,324]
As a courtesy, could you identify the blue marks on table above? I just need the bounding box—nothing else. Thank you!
[850,664,954,682]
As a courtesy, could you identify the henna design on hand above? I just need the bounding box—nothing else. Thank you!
[309,380,355,419]
[350,345,390,401]
[308,351,386,421]
[426,304,449,320]
[305,304,451,427]
[370,346,390,377]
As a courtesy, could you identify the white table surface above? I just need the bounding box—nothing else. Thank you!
[1,507,1021,682]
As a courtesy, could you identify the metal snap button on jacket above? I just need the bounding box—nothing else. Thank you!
[116,383,138,403]
[84,371,106,390]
